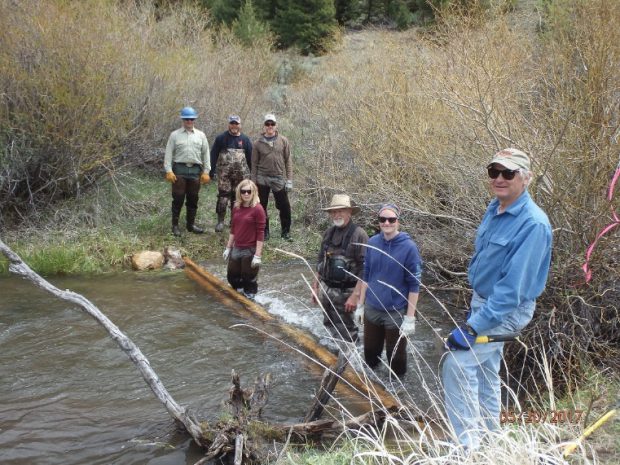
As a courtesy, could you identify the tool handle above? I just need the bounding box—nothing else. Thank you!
[475,334,520,343]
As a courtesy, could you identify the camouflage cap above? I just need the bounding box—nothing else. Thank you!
[228,115,241,123]
[488,148,531,171]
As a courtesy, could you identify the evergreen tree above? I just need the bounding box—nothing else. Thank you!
[202,0,243,25]
[272,0,338,55]
[232,0,271,46]
[335,0,364,25]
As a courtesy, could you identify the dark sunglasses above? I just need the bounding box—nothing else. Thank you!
[264,122,276,127]
[379,216,398,224]
[182,118,196,121]
[488,167,519,180]
[240,189,252,194]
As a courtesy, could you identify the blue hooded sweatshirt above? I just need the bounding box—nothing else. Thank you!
[363,231,422,311]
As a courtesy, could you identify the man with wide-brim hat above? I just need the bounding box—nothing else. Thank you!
[312,194,368,343]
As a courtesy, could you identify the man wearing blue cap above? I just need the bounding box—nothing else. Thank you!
[164,107,211,237]
[210,115,253,233]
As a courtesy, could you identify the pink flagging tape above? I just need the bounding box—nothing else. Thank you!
[582,158,620,283]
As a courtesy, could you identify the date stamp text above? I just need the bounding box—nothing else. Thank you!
[500,409,584,425]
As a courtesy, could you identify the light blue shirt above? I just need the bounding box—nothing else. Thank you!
[467,190,552,333]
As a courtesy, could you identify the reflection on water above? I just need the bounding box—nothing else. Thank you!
[0,263,452,464]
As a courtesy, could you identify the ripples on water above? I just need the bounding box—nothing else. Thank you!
[0,263,450,464]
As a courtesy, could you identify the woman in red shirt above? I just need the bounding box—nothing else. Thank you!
[222,180,266,300]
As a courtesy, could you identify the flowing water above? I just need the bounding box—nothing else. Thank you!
[0,262,452,464]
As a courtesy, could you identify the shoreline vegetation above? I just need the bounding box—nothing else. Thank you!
[1,0,618,463]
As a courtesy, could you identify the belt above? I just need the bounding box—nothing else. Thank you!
[174,162,199,168]
[322,280,356,290]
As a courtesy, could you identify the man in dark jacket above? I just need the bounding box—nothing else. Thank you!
[210,115,252,232]
[312,194,368,343]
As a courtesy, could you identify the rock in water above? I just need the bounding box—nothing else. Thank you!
[131,251,164,271]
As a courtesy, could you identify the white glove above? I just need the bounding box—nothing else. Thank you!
[251,255,261,268]
[222,247,231,261]
[354,304,364,326]
[285,180,293,192]
[401,315,416,336]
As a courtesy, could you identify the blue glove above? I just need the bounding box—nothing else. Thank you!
[446,324,477,351]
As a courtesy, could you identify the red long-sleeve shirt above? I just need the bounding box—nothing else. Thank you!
[231,204,266,247]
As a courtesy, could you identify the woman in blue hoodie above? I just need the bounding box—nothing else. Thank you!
[357,203,422,377]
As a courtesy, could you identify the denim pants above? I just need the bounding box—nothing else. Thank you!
[441,292,535,449]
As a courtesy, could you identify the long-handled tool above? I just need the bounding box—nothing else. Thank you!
[562,400,619,458]
[440,333,521,348]
[474,334,520,343]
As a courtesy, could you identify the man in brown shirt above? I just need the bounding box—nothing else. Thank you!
[251,113,293,241]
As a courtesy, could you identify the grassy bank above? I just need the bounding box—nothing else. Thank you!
[0,170,324,275]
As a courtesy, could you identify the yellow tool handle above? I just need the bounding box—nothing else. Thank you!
[563,407,618,457]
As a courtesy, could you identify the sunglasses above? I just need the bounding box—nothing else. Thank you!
[488,167,519,180]
[264,122,276,127]
[182,118,195,121]
[240,189,252,194]
[379,216,398,224]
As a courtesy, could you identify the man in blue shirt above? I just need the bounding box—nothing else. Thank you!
[442,148,552,449]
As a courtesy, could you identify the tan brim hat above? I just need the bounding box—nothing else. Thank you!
[488,148,531,171]
[322,194,361,215]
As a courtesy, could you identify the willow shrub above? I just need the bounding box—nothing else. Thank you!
[0,0,275,225]
[287,1,619,390]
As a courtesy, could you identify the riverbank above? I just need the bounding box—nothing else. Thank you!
[0,170,325,276]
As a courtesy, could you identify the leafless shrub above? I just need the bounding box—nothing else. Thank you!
[288,2,619,392]
[0,0,275,223]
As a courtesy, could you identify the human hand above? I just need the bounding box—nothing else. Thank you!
[354,304,364,326]
[251,255,261,268]
[165,171,177,183]
[401,315,416,336]
[200,173,211,184]
[285,180,293,192]
[446,324,477,351]
[222,248,231,261]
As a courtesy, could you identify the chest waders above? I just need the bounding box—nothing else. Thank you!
[319,222,358,289]
[215,147,250,231]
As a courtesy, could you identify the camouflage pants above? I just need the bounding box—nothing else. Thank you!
[318,282,358,342]
[216,149,250,216]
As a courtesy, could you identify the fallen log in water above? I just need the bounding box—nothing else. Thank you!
[1,240,419,464]
[183,257,401,411]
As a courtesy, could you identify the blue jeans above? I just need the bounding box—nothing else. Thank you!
[441,292,535,449]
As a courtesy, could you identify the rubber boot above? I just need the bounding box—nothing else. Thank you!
[186,208,205,234]
[171,216,181,237]
[214,212,225,233]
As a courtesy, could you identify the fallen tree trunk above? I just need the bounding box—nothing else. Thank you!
[0,238,206,447]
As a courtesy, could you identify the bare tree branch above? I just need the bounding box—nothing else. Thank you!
[0,237,206,447]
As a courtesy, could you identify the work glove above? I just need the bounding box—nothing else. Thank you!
[251,255,261,268]
[285,180,293,192]
[401,315,416,336]
[354,303,364,326]
[446,324,477,351]
[222,247,231,261]
[200,173,211,184]
[165,171,177,183]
